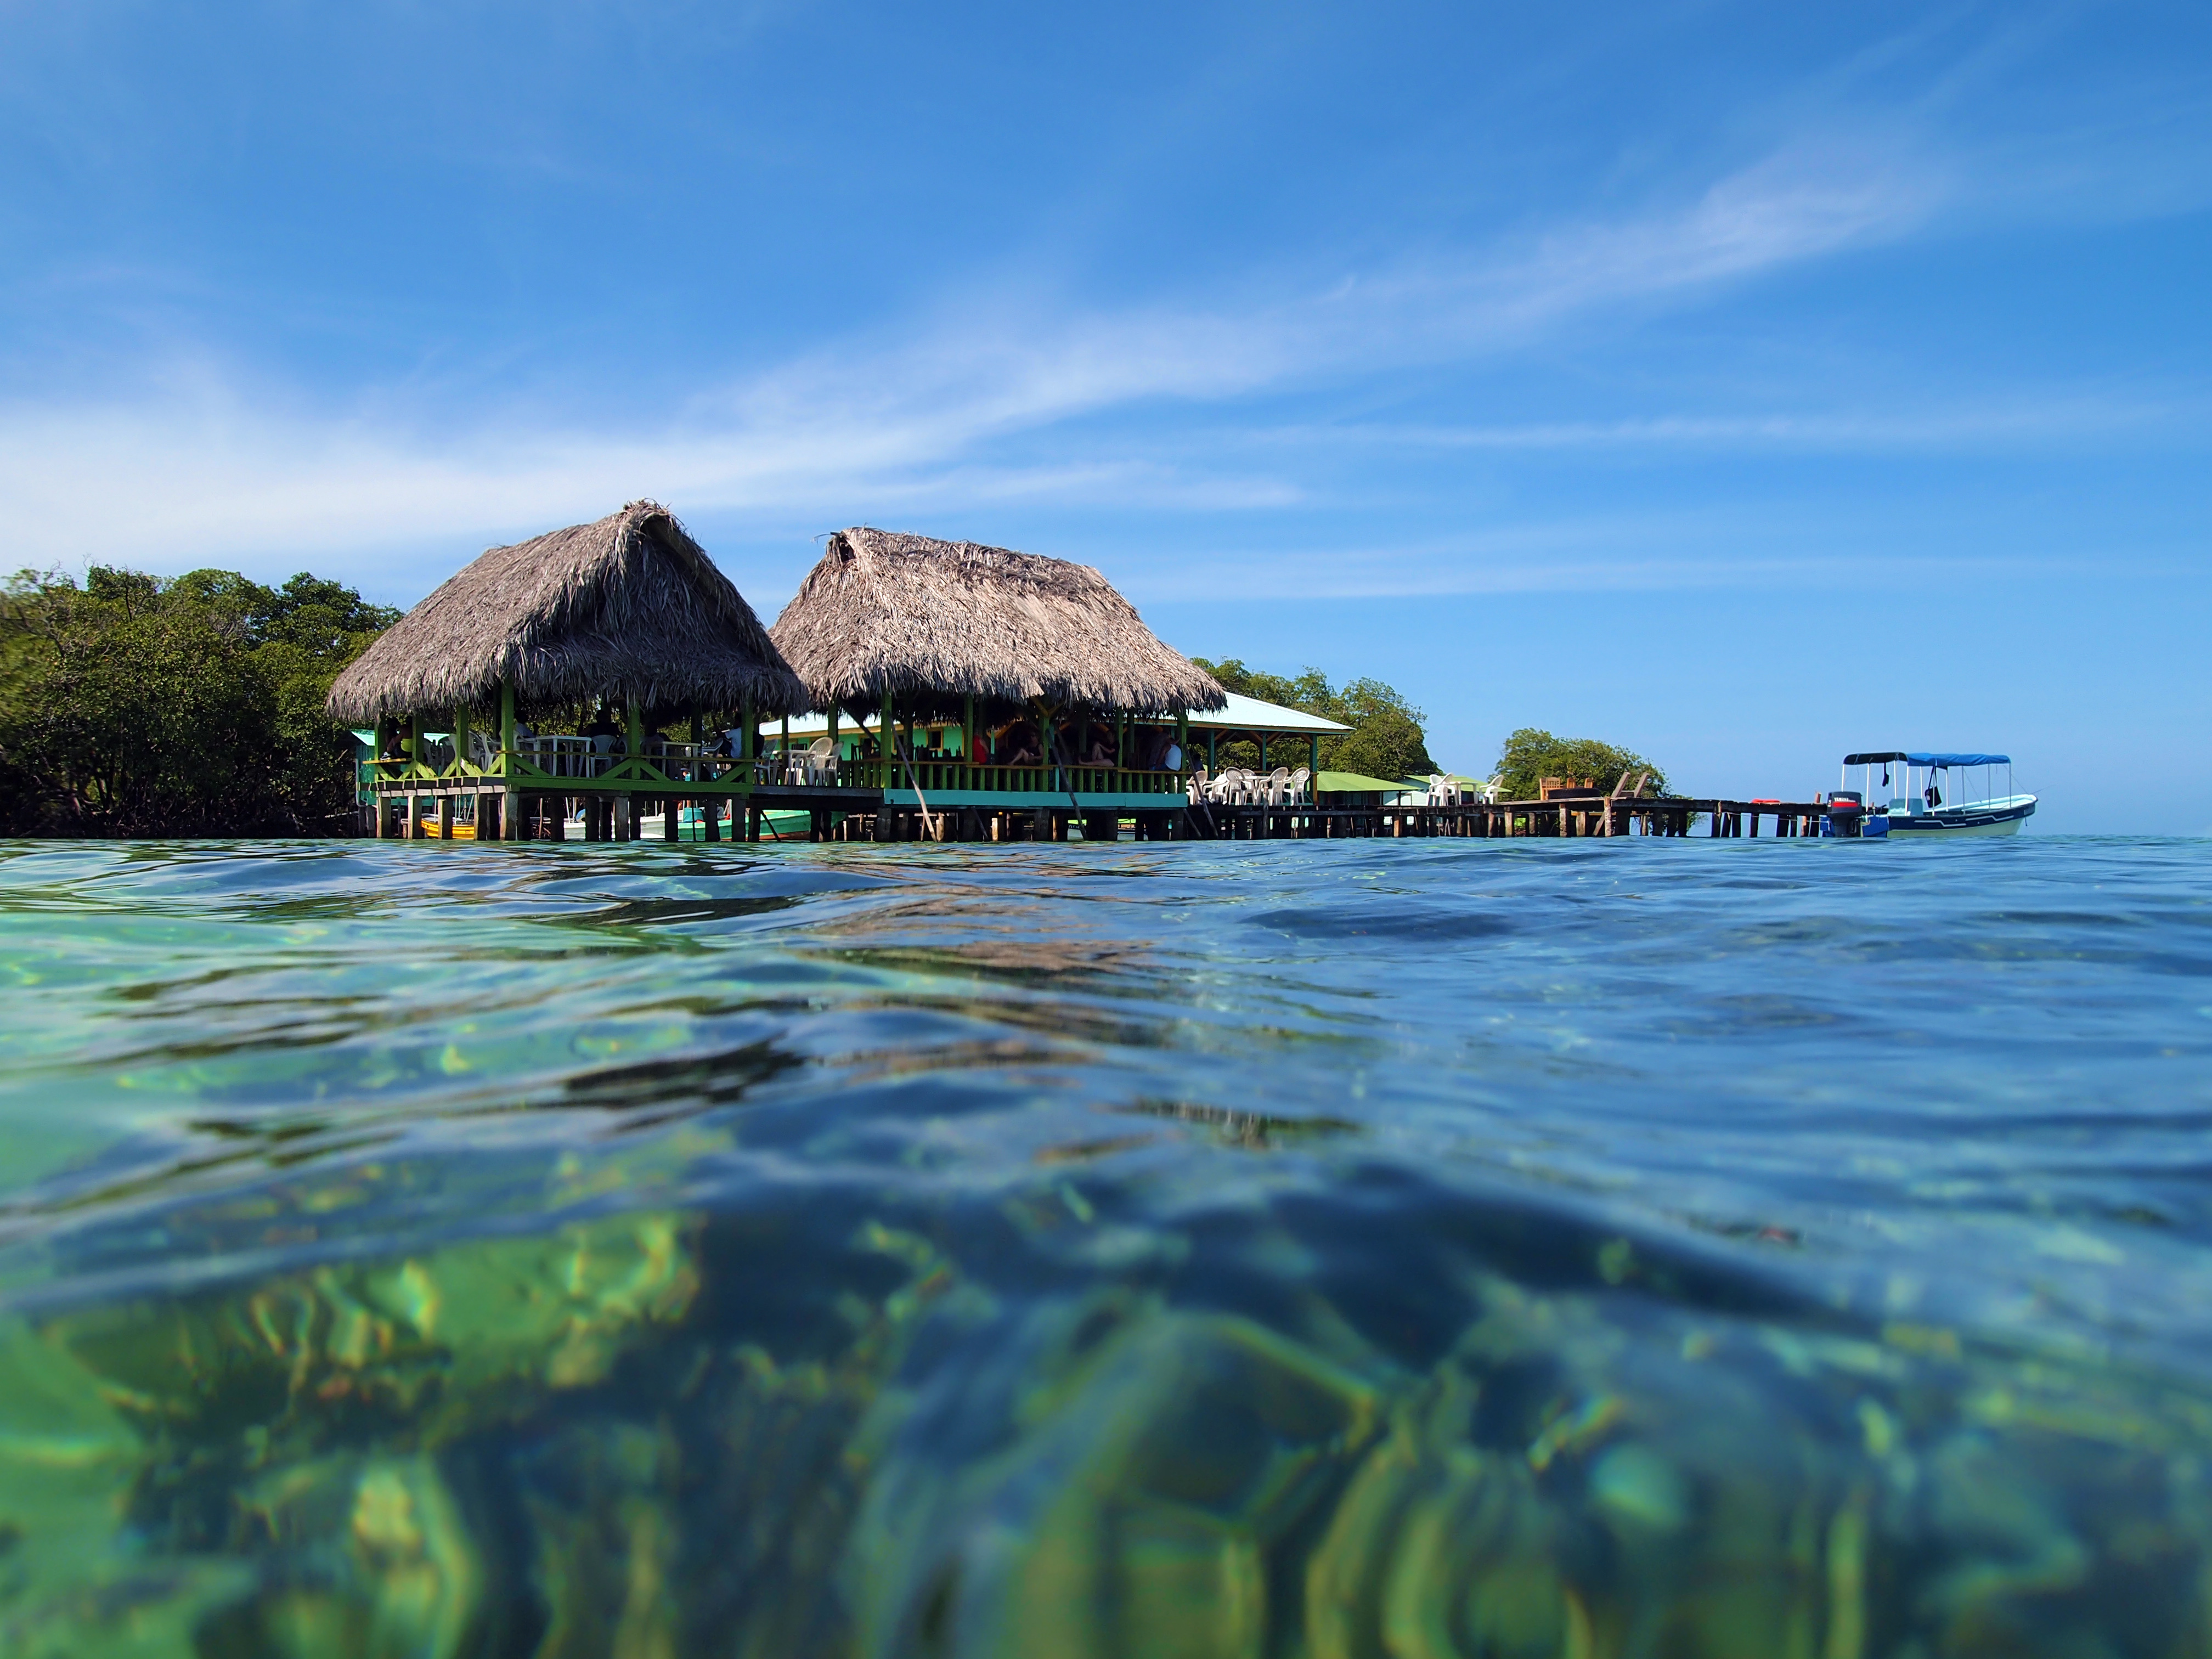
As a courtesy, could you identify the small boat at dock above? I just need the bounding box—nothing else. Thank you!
[1835,752,2035,837]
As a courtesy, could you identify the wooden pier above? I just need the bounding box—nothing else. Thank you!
[704,793,1832,843]
[378,788,1838,844]
[1184,795,1835,839]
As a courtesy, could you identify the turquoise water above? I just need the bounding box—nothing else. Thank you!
[3,836,2211,1656]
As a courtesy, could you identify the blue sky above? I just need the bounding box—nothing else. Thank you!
[3,2,2207,830]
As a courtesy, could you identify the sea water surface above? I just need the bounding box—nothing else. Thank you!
[3,836,2210,1657]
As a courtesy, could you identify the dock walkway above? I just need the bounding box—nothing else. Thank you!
[1190,796,1832,839]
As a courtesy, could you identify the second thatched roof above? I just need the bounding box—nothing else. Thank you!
[770,528,1226,714]
[328,501,810,723]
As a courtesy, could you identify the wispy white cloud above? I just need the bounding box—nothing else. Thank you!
[1121,520,2097,603]
[1255,393,2210,455]
[0,141,1965,577]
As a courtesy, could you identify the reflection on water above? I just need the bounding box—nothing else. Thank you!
[3,836,2212,1655]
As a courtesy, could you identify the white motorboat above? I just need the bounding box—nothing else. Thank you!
[1837,752,2035,838]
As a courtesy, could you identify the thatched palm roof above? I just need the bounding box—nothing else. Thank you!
[770,528,1226,714]
[328,502,809,722]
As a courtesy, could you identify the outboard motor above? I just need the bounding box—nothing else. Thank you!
[1822,789,1864,838]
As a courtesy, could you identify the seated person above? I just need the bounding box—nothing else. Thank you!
[999,721,1041,766]
[1081,723,1115,765]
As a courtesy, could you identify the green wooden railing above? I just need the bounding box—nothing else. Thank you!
[834,758,1183,795]
[366,738,1191,802]
[365,740,770,793]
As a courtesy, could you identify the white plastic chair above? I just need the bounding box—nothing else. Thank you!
[1286,767,1310,804]
[805,737,836,783]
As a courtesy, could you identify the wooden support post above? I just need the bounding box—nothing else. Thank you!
[438,794,455,840]
[497,680,517,842]
[663,797,680,842]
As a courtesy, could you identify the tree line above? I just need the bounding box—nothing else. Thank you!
[0,565,1668,837]
[0,567,396,837]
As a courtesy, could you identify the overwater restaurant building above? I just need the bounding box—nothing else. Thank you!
[764,528,1238,840]
[331,510,1280,842]
[329,501,818,840]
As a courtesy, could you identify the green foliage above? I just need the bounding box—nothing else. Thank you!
[1491,727,1667,801]
[1190,659,1439,781]
[0,565,396,837]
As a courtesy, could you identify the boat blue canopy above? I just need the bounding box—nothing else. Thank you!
[1843,751,2009,767]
